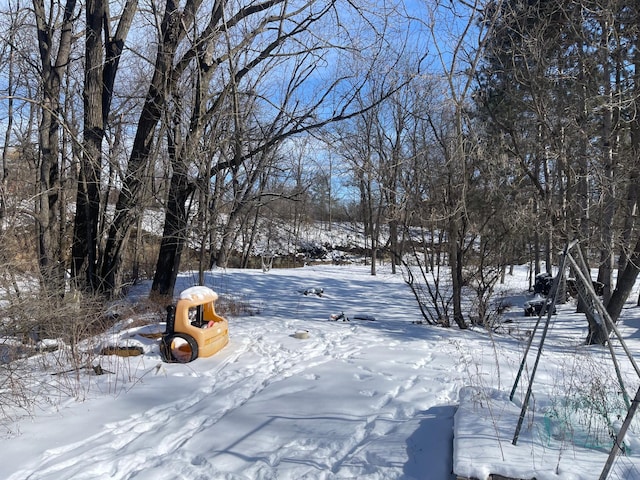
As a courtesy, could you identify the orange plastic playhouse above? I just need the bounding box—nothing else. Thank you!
[160,286,229,363]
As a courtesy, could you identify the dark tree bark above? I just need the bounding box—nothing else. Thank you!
[607,234,640,324]
[98,0,189,295]
[72,0,137,291]
[622,23,640,286]
[32,0,78,293]
[151,170,193,297]
[448,207,467,330]
[0,21,14,233]
[72,0,104,290]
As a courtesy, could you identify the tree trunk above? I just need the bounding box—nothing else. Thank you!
[1,30,14,233]
[151,171,193,297]
[389,218,398,274]
[33,0,78,294]
[596,21,617,305]
[215,195,249,269]
[98,0,183,294]
[72,0,104,290]
[571,245,609,345]
[607,234,640,324]
[622,36,640,280]
[72,0,137,290]
[449,215,467,330]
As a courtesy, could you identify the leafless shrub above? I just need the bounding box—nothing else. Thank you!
[217,295,262,317]
[401,252,452,327]
[0,279,117,418]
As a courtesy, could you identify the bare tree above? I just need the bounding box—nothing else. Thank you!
[31,0,80,293]
[97,0,190,295]
[607,3,640,322]
[336,100,381,274]
[71,0,138,291]
[422,0,502,329]
[0,6,15,234]
[335,81,411,276]
[143,0,411,297]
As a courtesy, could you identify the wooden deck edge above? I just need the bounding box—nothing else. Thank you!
[456,475,535,480]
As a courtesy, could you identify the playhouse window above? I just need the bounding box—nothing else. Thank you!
[189,305,207,328]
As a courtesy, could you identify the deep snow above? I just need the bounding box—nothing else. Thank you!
[1,264,640,479]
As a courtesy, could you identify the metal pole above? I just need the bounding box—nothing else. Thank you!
[509,303,547,402]
[565,253,631,409]
[512,242,572,445]
[572,248,640,379]
[599,385,640,480]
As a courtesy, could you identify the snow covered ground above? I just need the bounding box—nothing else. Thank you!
[1,264,640,479]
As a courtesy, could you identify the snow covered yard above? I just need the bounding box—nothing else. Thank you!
[1,264,640,479]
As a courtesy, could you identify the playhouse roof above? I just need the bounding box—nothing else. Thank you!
[179,286,217,303]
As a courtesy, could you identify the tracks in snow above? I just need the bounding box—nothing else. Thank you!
[10,320,465,480]
[10,323,375,479]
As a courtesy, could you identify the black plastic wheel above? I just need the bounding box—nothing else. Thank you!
[160,333,199,363]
